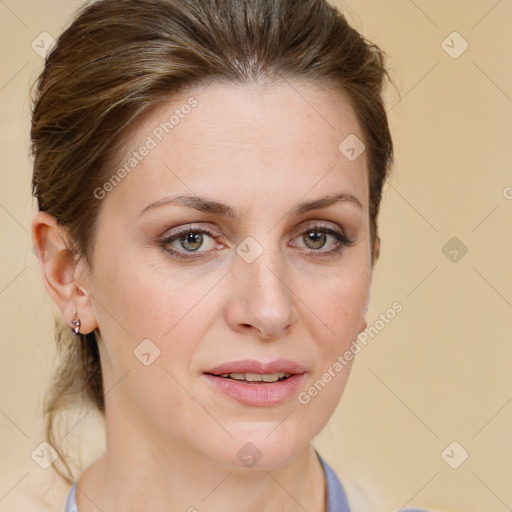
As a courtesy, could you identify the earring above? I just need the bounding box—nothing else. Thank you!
[71,287,81,335]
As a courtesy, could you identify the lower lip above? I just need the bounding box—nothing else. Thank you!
[202,373,306,406]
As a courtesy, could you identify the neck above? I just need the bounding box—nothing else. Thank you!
[75,410,327,512]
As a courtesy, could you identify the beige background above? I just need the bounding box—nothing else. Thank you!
[0,1,510,511]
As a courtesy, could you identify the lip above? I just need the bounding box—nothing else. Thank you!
[202,373,306,406]
[203,359,307,407]
[205,359,307,375]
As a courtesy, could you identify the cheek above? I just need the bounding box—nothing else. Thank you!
[306,265,370,348]
[93,253,209,428]
[96,245,217,340]
[296,274,366,423]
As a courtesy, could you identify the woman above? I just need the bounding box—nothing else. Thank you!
[30,0,429,510]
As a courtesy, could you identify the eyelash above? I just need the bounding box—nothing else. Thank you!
[159,223,354,262]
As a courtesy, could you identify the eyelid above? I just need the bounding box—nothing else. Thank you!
[160,220,348,242]
[296,219,353,240]
[294,219,346,236]
[160,223,221,240]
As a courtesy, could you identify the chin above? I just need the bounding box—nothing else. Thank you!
[203,422,312,471]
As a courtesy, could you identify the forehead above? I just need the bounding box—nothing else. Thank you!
[102,80,368,218]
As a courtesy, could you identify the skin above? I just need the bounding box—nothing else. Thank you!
[32,80,371,512]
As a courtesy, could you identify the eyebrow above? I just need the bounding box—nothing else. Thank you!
[137,192,363,219]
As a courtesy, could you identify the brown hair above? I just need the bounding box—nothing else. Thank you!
[31,0,393,484]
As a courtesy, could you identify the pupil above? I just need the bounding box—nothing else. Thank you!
[305,230,326,249]
[182,232,203,251]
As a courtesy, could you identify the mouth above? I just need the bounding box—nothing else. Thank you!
[202,360,307,406]
[204,371,294,383]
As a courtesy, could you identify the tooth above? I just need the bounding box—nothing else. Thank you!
[228,373,246,380]
[245,373,263,382]
[222,372,292,382]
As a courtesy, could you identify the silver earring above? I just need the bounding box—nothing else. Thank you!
[71,288,81,335]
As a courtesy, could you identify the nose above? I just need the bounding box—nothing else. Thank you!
[224,246,298,340]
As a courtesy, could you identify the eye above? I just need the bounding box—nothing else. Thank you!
[159,222,354,262]
[293,223,354,255]
[174,232,210,252]
[159,225,221,261]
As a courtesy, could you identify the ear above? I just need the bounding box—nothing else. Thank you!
[31,211,98,335]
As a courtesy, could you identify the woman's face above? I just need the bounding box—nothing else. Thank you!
[80,80,371,469]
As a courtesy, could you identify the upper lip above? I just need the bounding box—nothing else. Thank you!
[205,359,307,375]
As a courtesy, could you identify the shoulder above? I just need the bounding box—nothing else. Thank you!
[318,453,435,512]
[0,467,70,512]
